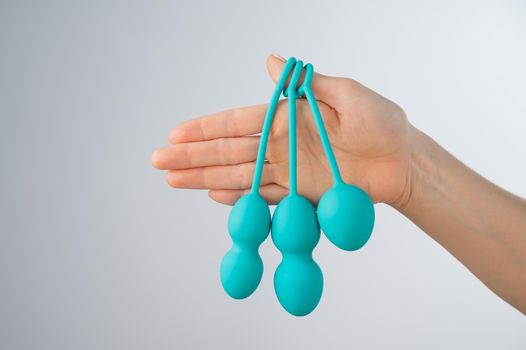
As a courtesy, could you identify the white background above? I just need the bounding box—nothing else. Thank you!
[1,0,525,349]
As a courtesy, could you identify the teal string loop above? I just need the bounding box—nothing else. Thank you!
[286,61,304,195]
[301,63,343,184]
[250,57,297,194]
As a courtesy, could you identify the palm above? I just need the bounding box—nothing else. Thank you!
[264,91,409,205]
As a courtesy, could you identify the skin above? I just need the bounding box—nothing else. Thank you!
[151,54,526,314]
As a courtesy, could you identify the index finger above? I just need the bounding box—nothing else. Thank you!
[169,104,268,144]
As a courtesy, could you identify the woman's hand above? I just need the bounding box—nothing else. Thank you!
[151,54,413,208]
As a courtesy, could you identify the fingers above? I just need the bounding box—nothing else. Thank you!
[165,162,276,190]
[169,104,268,144]
[208,184,289,206]
[151,136,259,170]
[266,54,359,108]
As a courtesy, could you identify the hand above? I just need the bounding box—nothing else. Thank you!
[151,54,413,207]
[151,54,526,314]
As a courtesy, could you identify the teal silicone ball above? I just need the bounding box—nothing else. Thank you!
[220,246,263,299]
[271,195,323,316]
[274,257,323,316]
[271,195,320,252]
[220,193,270,299]
[317,183,375,251]
[228,193,271,245]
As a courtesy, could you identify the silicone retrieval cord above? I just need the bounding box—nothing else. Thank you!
[250,57,297,194]
[299,63,344,185]
[286,60,304,195]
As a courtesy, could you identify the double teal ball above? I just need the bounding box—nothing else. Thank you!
[272,194,323,316]
[220,193,270,299]
[317,183,375,251]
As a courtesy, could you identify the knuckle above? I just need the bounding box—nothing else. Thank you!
[340,77,359,92]
[218,139,231,164]
[275,164,289,187]
[229,138,246,163]
[227,109,239,135]
[238,166,250,186]
[199,117,209,139]
[266,163,280,184]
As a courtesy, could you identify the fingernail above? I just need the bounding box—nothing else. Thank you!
[271,53,286,62]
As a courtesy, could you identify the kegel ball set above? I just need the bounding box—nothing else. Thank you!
[219,58,375,316]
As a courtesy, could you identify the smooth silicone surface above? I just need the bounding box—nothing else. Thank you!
[220,58,376,315]
[317,183,375,251]
[272,194,323,316]
[220,58,299,300]
[220,193,270,299]
[271,61,323,316]
[300,63,375,251]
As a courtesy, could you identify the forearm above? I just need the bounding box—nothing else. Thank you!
[397,126,526,313]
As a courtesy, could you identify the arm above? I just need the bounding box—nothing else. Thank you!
[400,127,526,313]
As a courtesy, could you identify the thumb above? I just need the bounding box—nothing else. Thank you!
[266,53,354,108]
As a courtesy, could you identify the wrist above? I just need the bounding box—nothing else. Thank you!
[391,124,441,213]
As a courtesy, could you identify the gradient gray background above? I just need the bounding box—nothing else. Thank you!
[1,0,525,349]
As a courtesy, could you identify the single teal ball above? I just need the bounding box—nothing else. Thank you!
[220,193,270,299]
[274,257,323,316]
[317,183,375,251]
[271,195,320,252]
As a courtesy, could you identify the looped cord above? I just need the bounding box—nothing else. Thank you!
[250,57,297,193]
[282,62,314,98]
